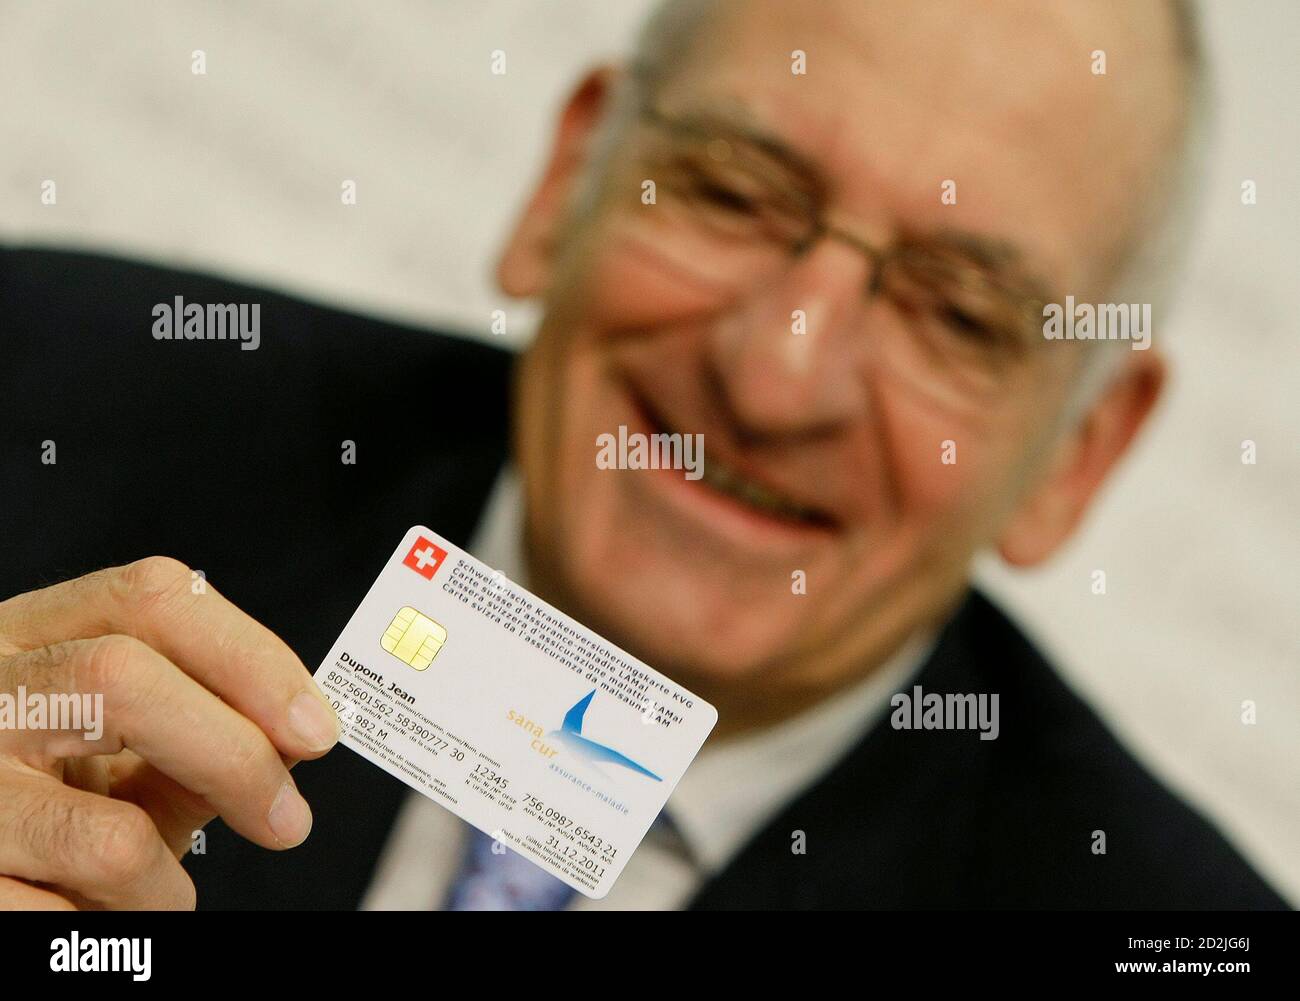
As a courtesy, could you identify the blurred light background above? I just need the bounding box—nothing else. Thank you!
[1,0,1296,901]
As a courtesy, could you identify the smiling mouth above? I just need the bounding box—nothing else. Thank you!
[629,387,837,531]
[697,452,829,525]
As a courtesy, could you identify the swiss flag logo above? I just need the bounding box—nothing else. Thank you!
[403,537,448,580]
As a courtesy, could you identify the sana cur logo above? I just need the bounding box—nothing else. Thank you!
[554,690,662,781]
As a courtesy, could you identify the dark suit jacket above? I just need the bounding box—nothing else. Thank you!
[0,247,1286,909]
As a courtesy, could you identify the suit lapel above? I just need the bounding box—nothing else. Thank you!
[688,594,997,909]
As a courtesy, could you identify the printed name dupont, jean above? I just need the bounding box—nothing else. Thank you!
[151,295,261,351]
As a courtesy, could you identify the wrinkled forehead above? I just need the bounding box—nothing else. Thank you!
[643,0,1187,298]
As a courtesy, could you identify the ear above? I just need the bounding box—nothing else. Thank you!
[496,65,625,298]
[997,352,1167,566]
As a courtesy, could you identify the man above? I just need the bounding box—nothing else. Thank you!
[0,0,1285,909]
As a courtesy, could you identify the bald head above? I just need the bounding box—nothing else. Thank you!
[619,0,1206,366]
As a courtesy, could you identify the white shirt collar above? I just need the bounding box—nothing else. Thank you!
[664,635,929,874]
[468,465,932,878]
[467,463,529,583]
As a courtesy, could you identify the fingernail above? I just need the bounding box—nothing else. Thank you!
[289,689,340,752]
[268,781,313,848]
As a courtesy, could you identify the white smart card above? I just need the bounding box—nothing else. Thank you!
[313,525,718,899]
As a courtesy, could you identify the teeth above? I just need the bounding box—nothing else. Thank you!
[699,456,818,522]
[645,401,824,524]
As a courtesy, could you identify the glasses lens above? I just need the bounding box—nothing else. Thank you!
[875,246,1039,401]
[622,114,1046,408]
[630,130,815,293]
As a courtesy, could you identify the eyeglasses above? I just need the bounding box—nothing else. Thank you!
[612,103,1062,408]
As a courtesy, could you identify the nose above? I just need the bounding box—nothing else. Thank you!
[705,238,873,438]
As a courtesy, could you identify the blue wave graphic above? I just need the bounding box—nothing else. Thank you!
[552,690,662,781]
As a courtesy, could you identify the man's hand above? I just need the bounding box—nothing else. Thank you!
[0,557,340,910]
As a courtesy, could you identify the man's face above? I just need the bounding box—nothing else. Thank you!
[508,0,1182,700]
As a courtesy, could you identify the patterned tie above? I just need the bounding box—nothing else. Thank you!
[441,827,576,911]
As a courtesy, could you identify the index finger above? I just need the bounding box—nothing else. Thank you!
[0,557,339,760]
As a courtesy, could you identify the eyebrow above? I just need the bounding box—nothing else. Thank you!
[905,228,1057,305]
[647,103,830,195]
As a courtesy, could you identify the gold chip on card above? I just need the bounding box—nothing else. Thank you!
[380,606,447,670]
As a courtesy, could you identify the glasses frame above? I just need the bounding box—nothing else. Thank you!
[635,102,1058,363]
